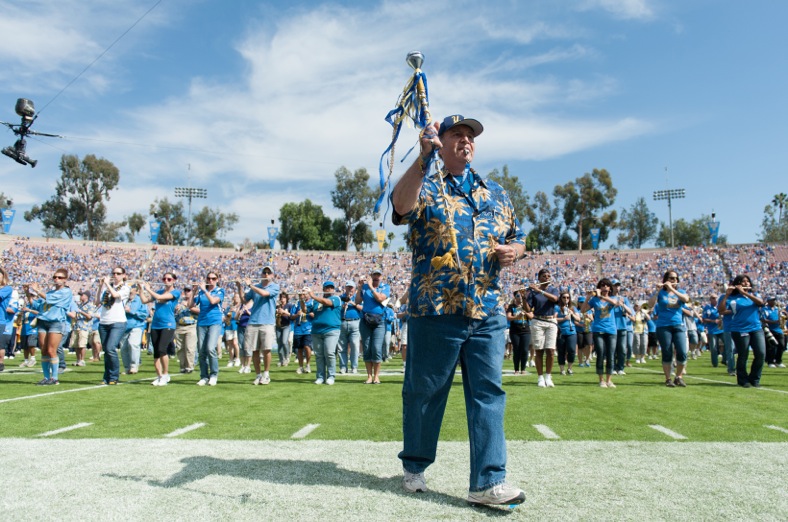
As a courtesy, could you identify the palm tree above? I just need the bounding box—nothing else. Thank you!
[772,193,788,224]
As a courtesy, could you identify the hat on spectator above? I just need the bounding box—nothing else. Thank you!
[611,278,621,285]
[577,296,586,303]
[438,115,484,137]
[371,267,383,275]
[262,265,274,274]
[79,290,91,299]
[344,280,356,288]
[323,281,335,289]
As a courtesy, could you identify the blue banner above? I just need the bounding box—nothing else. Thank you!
[708,221,720,245]
[2,208,15,234]
[149,221,161,243]
[590,227,601,250]
[267,226,278,250]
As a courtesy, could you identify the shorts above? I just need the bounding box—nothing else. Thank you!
[89,330,101,345]
[687,330,699,345]
[293,334,312,351]
[0,333,14,350]
[400,323,408,345]
[243,324,275,356]
[70,329,90,349]
[20,334,38,349]
[37,319,67,334]
[647,332,658,348]
[581,332,594,347]
[224,330,237,341]
[531,318,558,351]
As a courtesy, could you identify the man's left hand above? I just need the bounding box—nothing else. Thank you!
[494,244,519,268]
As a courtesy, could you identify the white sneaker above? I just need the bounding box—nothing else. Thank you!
[238,365,246,374]
[253,374,263,385]
[261,374,271,385]
[402,470,427,493]
[768,364,777,368]
[19,359,30,368]
[778,363,786,368]
[305,364,311,373]
[227,360,235,368]
[151,377,161,386]
[339,368,347,374]
[351,368,358,374]
[326,377,335,385]
[196,378,208,386]
[314,378,325,385]
[159,375,170,386]
[296,366,303,374]
[545,374,555,387]
[208,376,217,386]
[234,359,241,367]
[467,482,525,506]
[537,375,546,388]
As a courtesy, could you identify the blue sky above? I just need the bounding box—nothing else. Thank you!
[1,0,786,248]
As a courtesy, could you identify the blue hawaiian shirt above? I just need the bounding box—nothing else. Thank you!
[393,168,525,319]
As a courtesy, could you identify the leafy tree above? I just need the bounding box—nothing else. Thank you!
[278,200,337,250]
[0,193,11,209]
[487,165,531,226]
[526,191,560,251]
[656,214,728,247]
[553,168,617,250]
[772,193,788,224]
[617,197,659,248]
[351,221,375,252]
[125,212,146,243]
[192,207,239,248]
[331,167,376,251]
[96,220,128,242]
[149,198,188,246]
[760,204,788,243]
[24,154,120,240]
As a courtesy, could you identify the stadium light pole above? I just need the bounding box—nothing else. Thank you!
[174,186,207,245]
[653,188,685,249]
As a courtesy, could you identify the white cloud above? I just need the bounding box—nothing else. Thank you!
[577,0,656,20]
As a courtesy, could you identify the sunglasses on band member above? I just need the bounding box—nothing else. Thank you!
[162,277,174,282]
[113,271,124,275]
[53,275,66,280]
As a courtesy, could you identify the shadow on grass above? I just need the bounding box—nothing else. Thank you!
[105,456,513,514]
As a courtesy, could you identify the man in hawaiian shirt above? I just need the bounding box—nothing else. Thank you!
[391,114,526,507]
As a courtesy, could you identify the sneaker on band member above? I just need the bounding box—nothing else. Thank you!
[402,470,427,493]
[467,482,525,506]
[151,377,161,386]
[779,363,786,368]
[208,376,217,386]
[351,368,358,374]
[545,374,555,387]
[261,374,271,385]
[234,359,241,367]
[253,374,262,385]
[296,366,303,374]
[304,364,311,373]
[326,377,335,385]
[314,378,325,385]
[537,375,546,388]
[227,361,235,368]
[197,378,208,386]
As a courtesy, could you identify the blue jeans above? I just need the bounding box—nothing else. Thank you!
[593,332,616,376]
[400,314,508,492]
[614,329,628,372]
[731,330,766,386]
[708,333,723,367]
[723,331,735,373]
[276,325,291,364]
[338,319,360,371]
[100,322,127,383]
[197,324,221,380]
[656,324,688,364]
[360,319,385,363]
[120,327,143,372]
[313,329,340,381]
[557,333,577,365]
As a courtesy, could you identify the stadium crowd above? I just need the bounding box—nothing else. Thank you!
[0,237,786,388]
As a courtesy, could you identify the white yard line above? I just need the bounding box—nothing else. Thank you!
[533,424,561,440]
[37,422,93,437]
[291,424,320,439]
[165,423,207,438]
[632,367,788,394]
[0,375,178,405]
[764,425,788,435]
[649,424,687,440]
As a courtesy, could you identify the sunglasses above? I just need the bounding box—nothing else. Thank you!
[113,272,124,276]
[53,275,66,280]
[162,277,174,282]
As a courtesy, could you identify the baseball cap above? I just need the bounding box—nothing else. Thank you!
[261,265,273,274]
[577,296,586,303]
[79,290,91,299]
[611,278,621,285]
[438,115,483,137]
[322,281,335,289]
[371,267,383,275]
[344,280,356,288]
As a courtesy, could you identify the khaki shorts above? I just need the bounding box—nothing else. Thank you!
[70,329,90,349]
[531,318,558,351]
[243,324,275,356]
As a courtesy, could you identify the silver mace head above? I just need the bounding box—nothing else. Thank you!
[406,50,424,70]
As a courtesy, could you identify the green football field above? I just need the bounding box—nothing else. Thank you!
[1,351,786,520]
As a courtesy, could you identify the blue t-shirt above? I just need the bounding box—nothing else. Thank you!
[654,289,688,328]
[340,292,361,320]
[613,296,632,331]
[125,295,149,331]
[0,286,14,324]
[384,307,396,332]
[726,293,762,333]
[195,287,225,326]
[151,288,181,330]
[555,305,576,335]
[245,282,280,325]
[360,283,390,315]
[311,295,342,335]
[702,303,721,335]
[39,287,73,323]
[292,301,313,335]
[588,296,616,334]
[761,305,783,334]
